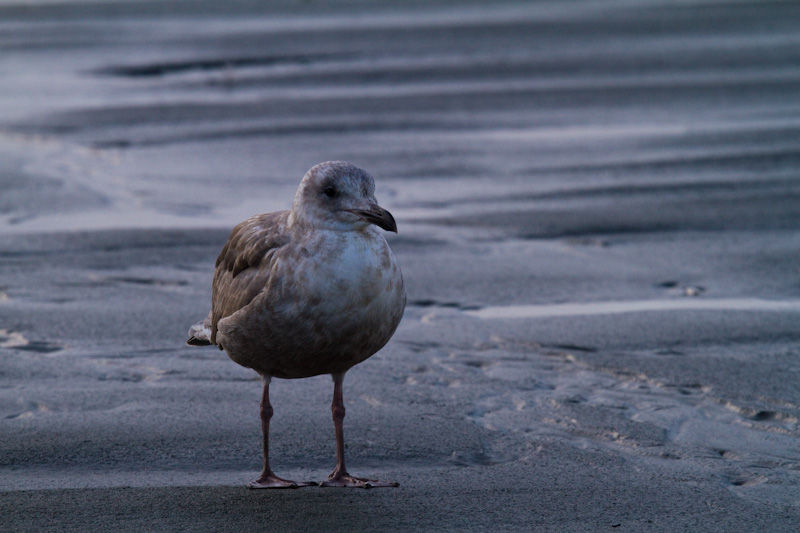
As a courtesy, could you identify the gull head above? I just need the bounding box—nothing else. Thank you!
[290,161,397,233]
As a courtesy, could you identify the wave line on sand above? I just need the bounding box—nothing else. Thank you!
[466,298,800,319]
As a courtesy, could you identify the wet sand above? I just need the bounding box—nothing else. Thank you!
[2,1,800,531]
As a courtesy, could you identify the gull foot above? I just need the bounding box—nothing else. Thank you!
[248,475,317,489]
[320,474,399,489]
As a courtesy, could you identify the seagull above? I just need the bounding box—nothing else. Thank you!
[187,161,406,489]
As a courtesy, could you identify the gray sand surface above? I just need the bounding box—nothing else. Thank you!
[1,1,799,531]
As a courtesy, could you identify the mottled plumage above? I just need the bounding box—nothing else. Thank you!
[188,161,405,488]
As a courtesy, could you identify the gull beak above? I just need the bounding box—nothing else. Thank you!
[351,204,398,233]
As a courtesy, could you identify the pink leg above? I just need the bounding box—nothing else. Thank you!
[320,372,399,488]
[249,377,316,489]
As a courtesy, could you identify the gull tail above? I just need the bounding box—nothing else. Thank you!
[187,313,213,346]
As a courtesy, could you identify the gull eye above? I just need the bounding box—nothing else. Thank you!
[323,186,337,198]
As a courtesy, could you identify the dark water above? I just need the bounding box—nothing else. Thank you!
[2,0,799,236]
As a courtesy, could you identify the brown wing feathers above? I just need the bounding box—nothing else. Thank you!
[210,212,290,345]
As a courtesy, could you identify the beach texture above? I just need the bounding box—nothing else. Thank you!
[1,1,800,530]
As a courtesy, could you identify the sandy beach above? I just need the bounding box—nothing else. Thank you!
[2,1,800,530]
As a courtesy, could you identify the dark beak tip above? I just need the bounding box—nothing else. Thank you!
[356,206,397,233]
[377,216,398,234]
[386,211,398,234]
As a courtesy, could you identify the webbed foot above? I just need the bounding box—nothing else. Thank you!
[248,474,317,489]
[320,473,399,488]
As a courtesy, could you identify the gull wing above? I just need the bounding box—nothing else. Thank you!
[210,211,290,345]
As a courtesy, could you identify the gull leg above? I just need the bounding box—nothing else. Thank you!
[249,377,316,489]
[320,372,399,488]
